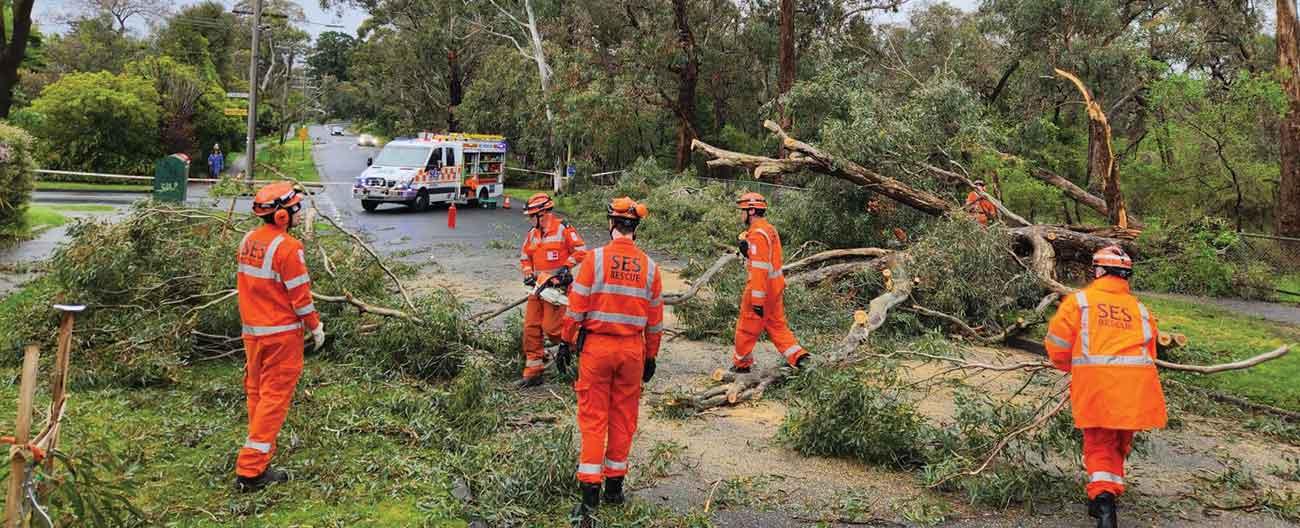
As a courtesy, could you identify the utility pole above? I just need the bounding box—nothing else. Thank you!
[245,0,263,182]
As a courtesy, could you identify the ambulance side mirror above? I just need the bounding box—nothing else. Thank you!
[366,157,373,167]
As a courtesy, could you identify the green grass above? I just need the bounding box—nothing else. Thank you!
[1145,295,1300,410]
[35,181,151,192]
[1277,273,1300,303]
[503,187,579,212]
[256,140,320,183]
[24,205,70,231]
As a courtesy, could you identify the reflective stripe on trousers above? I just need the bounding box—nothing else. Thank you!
[1090,471,1123,484]
[243,438,272,453]
[577,463,602,476]
[604,458,627,470]
[243,322,303,336]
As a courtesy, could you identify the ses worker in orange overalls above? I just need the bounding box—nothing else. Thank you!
[518,192,588,387]
[234,182,325,492]
[732,192,810,373]
[562,197,663,525]
[1045,246,1166,528]
[964,179,999,226]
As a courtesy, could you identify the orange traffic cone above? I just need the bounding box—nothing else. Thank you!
[503,196,511,209]
[448,202,457,229]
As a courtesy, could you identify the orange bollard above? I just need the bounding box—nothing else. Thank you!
[503,196,511,209]
[448,202,457,229]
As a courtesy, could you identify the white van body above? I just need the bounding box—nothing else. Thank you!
[352,132,507,212]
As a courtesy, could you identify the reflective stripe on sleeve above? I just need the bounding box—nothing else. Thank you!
[1075,291,1090,356]
[1089,471,1124,484]
[604,458,628,470]
[1072,355,1153,367]
[294,303,316,316]
[646,324,663,334]
[242,322,303,336]
[577,463,602,476]
[283,273,311,289]
[649,298,662,308]
[243,439,272,453]
[588,311,647,326]
[566,310,587,322]
[525,359,544,368]
[1046,333,1071,349]
[570,283,591,296]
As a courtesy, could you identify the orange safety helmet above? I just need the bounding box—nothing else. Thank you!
[523,192,554,216]
[1092,245,1133,270]
[736,192,768,210]
[607,196,648,220]
[252,181,304,227]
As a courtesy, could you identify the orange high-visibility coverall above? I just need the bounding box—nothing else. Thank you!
[235,224,320,478]
[734,218,807,369]
[965,191,999,226]
[519,213,587,378]
[1045,276,1167,499]
[563,239,664,484]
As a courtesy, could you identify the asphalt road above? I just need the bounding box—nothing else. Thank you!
[308,124,531,259]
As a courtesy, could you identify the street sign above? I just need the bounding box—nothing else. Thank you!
[297,127,309,141]
[566,165,576,177]
[224,107,249,116]
[226,92,250,99]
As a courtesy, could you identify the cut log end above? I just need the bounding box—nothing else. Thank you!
[711,368,726,382]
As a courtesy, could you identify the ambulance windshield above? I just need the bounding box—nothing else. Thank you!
[373,145,432,168]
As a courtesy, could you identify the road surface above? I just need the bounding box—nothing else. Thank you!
[308,124,531,261]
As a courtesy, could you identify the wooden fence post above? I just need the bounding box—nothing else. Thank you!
[6,345,40,528]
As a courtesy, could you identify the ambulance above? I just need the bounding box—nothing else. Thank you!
[353,132,507,212]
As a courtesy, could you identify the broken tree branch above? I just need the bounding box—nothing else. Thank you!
[314,208,418,314]
[313,292,423,323]
[781,247,890,275]
[664,253,738,305]
[1157,345,1290,374]
[921,162,1031,227]
[1054,68,1130,229]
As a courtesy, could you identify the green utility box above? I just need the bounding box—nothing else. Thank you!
[153,153,190,203]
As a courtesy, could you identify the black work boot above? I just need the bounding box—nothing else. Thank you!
[514,374,543,388]
[728,364,751,374]
[570,483,601,527]
[1088,492,1117,528]
[603,476,625,506]
[235,466,288,493]
[795,353,812,370]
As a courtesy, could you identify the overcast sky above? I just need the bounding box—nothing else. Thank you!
[34,0,371,41]
[32,0,991,44]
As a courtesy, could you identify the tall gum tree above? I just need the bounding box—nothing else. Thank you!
[1279,0,1300,239]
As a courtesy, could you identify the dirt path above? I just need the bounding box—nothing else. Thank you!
[428,232,1300,527]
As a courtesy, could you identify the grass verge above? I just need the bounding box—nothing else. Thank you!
[503,187,579,212]
[1145,295,1300,411]
[257,140,320,183]
[35,181,151,193]
[1277,273,1300,303]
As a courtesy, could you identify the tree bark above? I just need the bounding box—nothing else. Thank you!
[1054,69,1130,229]
[1278,0,1300,240]
[447,48,463,132]
[0,0,36,118]
[776,0,795,158]
[672,0,700,172]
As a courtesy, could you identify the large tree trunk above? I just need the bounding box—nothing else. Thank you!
[1055,69,1130,229]
[776,0,795,160]
[672,0,699,172]
[0,0,36,118]
[447,49,463,132]
[1278,0,1300,239]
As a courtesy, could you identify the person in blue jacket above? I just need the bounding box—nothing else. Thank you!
[208,144,225,178]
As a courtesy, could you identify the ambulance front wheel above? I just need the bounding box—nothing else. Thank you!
[361,199,379,212]
[414,191,430,212]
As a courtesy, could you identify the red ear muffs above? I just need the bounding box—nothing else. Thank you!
[274,208,290,227]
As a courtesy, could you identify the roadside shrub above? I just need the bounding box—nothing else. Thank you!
[24,71,162,174]
[0,123,37,247]
[1135,217,1274,299]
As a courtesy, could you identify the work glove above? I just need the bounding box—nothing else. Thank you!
[311,323,326,352]
[555,343,572,374]
[752,305,764,317]
[737,238,749,259]
[523,274,537,287]
[642,357,656,383]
